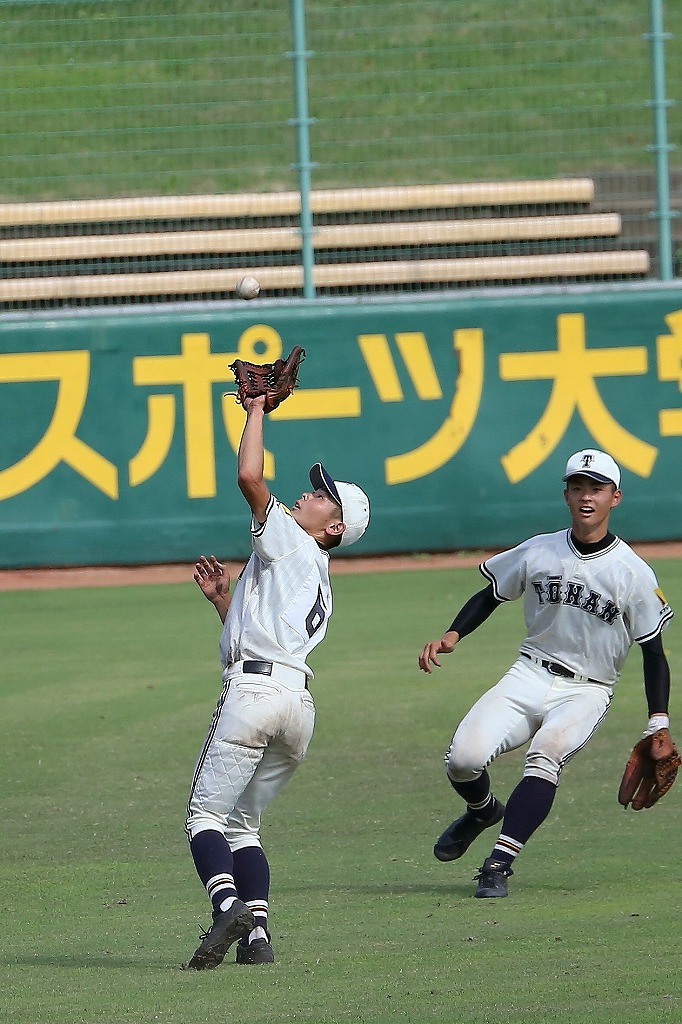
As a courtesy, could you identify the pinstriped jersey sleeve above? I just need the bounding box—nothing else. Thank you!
[251,496,309,561]
[480,537,537,601]
[626,559,674,643]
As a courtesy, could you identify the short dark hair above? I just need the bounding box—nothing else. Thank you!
[322,501,343,550]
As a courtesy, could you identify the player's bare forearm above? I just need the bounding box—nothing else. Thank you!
[211,593,230,623]
[194,555,231,623]
[237,396,270,521]
[418,630,460,673]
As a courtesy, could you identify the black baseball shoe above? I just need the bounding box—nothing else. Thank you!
[433,798,505,862]
[184,900,256,970]
[236,936,275,965]
[473,856,513,898]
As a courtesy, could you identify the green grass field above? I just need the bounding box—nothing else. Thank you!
[2,561,681,1023]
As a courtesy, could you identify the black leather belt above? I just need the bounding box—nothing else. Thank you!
[242,660,273,675]
[521,651,602,685]
[241,660,309,689]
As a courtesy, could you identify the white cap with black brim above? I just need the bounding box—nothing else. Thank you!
[309,462,371,547]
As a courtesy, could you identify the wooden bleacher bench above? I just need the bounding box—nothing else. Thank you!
[0,179,649,305]
[0,179,599,225]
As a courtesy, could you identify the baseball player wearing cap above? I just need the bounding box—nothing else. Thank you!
[184,394,370,968]
[418,448,675,898]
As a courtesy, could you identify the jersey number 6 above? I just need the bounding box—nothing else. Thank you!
[305,586,327,638]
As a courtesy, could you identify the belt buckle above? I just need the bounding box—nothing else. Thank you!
[242,660,273,676]
[547,662,565,677]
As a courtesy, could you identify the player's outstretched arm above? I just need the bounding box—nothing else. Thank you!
[418,584,503,674]
[237,395,271,522]
[418,631,460,673]
[194,555,231,623]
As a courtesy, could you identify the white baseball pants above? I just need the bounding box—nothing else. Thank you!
[445,656,612,786]
[186,663,315,851]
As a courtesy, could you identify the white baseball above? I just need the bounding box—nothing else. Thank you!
[235,275,261,300]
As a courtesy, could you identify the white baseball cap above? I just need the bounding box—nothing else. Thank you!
[309,463,370,547]
[562,448,621,488]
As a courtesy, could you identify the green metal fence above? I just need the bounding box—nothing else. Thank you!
[0,0,679,306]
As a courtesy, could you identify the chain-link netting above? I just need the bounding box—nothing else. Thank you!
[0,0,678,307]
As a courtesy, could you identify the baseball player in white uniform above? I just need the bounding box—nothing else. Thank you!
[184,394,370,968]
[418,449,675,898]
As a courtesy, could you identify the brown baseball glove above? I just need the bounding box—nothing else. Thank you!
[229,345,305,414]
[617,728,681,810]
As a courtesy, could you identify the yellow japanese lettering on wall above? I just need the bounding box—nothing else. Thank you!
[0,351,118,500]
[356,329,483,484]
[500,313,657,483]
[656,309,682,438]
[132,331,232,498]
[358,332,444,402]
[1,305,678,505]
[132,326,361,495]
[220,326,361,484]
[384,329,483,485]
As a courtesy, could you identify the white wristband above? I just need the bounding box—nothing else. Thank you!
[643,714,670,737]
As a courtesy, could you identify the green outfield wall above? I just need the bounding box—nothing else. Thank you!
[1,285,681,568]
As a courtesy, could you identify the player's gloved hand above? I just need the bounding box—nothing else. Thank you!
[418,631,459,673]
[229,345,305,414]
[618,727,681,810]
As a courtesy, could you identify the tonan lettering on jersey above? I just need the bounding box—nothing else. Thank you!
[532,576,621,624]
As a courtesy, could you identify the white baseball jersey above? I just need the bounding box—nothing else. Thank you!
[480,529,673,686]
[219,494,332,680]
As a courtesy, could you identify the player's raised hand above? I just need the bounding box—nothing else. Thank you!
[418,631,459,673]
[194,555,230,604]
[242,393,267,414]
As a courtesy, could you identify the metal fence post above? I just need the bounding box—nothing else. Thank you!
[646,0,677,280]
[289,0,316,298]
